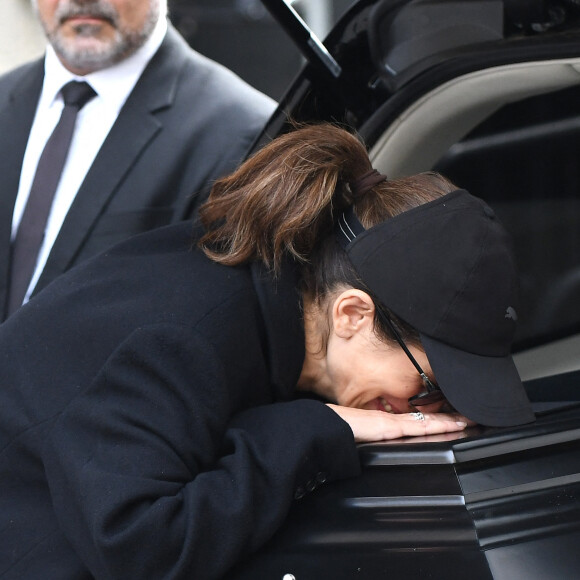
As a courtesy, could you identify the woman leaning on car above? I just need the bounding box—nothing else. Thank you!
[0,123,534,579]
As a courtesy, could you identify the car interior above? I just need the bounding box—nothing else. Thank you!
[362,57,580,383]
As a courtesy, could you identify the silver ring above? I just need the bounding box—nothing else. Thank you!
[411,411,425,421]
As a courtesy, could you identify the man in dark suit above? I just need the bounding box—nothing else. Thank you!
[0,0,276,320]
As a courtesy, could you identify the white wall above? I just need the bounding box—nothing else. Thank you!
[292,0,334,38]
[0,0,46,75]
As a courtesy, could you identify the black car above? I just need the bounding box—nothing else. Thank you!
[223,1,580,578]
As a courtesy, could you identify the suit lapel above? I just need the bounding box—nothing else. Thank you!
[36,26,189,293]
[0,61,44,314]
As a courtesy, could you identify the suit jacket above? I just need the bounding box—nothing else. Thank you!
[0,222,359,579]
[0,24,276,319]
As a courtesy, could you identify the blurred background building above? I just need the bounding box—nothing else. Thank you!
[0,0,353,100]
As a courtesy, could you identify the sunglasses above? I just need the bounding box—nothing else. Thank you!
[373,303,446,408]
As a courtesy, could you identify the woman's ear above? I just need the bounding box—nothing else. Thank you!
[332,289,376,338]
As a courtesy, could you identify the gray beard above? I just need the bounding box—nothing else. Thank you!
[41,0,161,73]
[49,23,153,71]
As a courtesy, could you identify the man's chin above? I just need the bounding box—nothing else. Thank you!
[55,44,119,74]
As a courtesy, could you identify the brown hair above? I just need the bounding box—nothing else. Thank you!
[199,123,368,269]
[199,123,456,346]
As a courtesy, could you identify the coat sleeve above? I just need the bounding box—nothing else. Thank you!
[43,324,360,580]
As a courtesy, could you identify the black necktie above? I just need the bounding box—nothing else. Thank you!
[7,81,96,315]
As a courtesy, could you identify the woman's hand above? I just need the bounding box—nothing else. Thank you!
[327,404,470,443]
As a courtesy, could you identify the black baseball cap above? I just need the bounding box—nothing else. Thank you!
[339,189,535,427]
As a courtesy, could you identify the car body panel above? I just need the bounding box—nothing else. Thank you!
[226,399,580,578]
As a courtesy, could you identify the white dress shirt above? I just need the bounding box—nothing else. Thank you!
[12,16,167,304]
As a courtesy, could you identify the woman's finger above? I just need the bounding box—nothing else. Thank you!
[327,404,468,443]
[397,411,468,438]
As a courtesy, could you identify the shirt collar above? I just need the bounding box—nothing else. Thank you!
[41,15,167,109]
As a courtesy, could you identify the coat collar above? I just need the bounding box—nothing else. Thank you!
[251,260,305,401]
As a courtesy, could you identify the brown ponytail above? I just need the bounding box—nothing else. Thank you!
[199,122,456,292]
[198,122,458,349]
[199,123,371,271]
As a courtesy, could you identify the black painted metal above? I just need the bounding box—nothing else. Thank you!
[226,400,580,579]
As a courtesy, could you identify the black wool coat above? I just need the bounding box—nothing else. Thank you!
[0,222,360,579]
